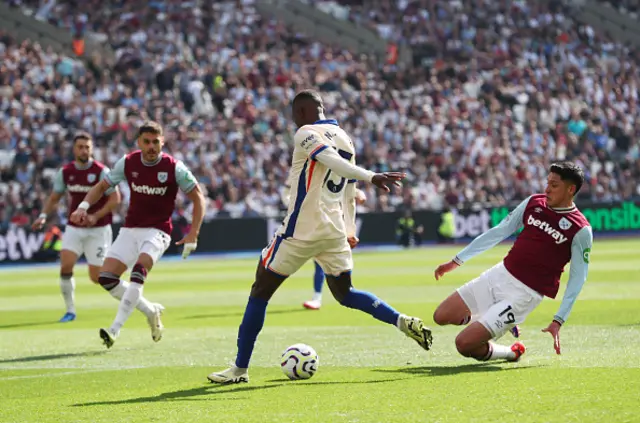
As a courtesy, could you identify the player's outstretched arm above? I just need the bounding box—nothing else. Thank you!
[435,196,532,280]
[313,148,404,190]
[542,226,593,355]
[33,168,66,231]
[296,129,405,190]
[33,192,63,231]
[175,162,206,259]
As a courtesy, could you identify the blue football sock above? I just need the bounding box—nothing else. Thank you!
[235,296,268,368]
[313,261,324,294]
[341,288,400,325]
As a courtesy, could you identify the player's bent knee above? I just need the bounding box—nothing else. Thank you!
[136,253,155,271]
[131,262,148,285]
[250,264,287,301]
[325,274,351,305]
[454,334,477,357]
[88,266,101,284]
[432,305,448,326]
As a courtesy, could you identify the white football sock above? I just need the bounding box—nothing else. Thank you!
[109,280,156,317]
[109,282,143,334]
[60,276,76,314]
[396,313,407,329]
[487,343,516,361]
[312,292,322,302]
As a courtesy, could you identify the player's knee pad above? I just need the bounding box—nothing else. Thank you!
[60,272,73,279]
[131,262,148,285]
[98,272,120,291]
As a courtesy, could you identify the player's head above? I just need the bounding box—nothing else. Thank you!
[137,121,164,162]
[546,161,584,207]
[73,132,93,164]
[292,90,324,128]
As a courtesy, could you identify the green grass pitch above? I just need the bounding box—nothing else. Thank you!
[1,239,639,423]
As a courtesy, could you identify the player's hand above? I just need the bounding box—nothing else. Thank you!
[355,189,367,205]
[85,214,97,227]
[176,232,198,259]
[541,321,562,355]
[434,260,460,280]
[70,209,87,225]
[347,236,359,249]
[31,216,46,231]
[371,172,406,192]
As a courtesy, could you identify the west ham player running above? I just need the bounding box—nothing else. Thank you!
[70,121,205,348]
[433,161,592,361]
[208,90,432,384]
[32,132,120,322]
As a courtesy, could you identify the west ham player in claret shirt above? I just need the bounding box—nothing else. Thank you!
[433,161,593,362]
[70,121,206,348]
[32,132,120,323]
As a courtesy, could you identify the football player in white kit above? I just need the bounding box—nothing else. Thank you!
[208,90,433,384]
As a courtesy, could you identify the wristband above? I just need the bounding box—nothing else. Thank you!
[38,213,47,220]
[78,201,90,210]
[553,317,564,326]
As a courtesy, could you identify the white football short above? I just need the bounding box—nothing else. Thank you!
[61,225,113,266]
[261,235,353,277]
[457,261,543,339]
[106,227,172,269]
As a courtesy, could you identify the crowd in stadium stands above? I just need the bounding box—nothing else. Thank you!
[597,0,639,18]
[1,0,639,232]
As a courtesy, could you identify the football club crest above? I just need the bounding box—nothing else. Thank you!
[87,173,96,183]
[157,172,168,183]
[559,217,572,230]
[534,207,542,213]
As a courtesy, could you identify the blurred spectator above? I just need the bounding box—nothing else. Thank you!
[1,0,640,233]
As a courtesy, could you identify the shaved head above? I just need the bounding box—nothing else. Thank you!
[292,89,325,127]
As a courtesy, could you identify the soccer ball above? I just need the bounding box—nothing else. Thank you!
[280,343,319,380]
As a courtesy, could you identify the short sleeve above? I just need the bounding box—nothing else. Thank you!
[53,168,66,194]
[105,156,126,186]
[294,127,329,161]
[101,167,117,196]
[175,161,198,193]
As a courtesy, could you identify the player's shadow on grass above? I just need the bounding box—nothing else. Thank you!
[0,351,107,364]
[373,363,538,377]
[184,307,309,320]
[71,377,408,406]
[0,321,58,330]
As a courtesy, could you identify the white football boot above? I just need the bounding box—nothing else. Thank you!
[147,303,165,342]
[397,315,433,351]
[207,366,249,384]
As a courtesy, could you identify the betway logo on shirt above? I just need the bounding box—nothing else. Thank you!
[527,215,568,244]
[131,182,167,196]
[67,184,93,193]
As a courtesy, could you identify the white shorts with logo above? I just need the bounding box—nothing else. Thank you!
[61,225,113,266]
[106,227,172,269]
[457,261,543,339]
[261,235,353,277]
